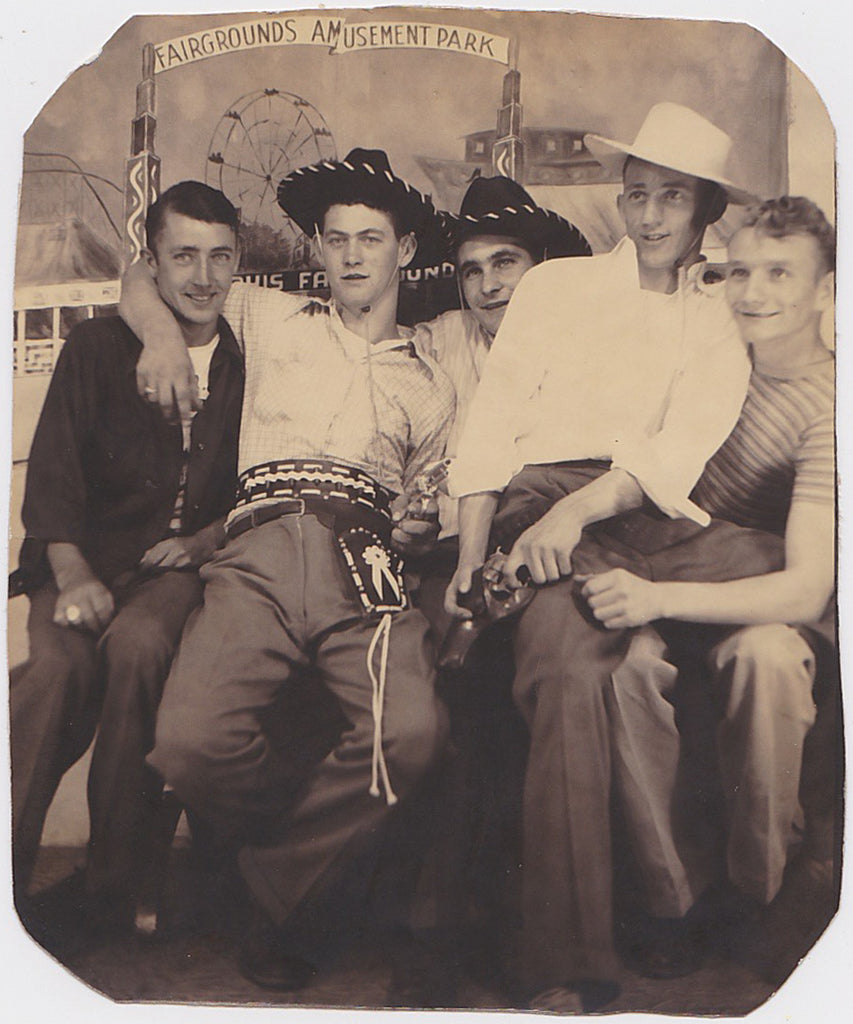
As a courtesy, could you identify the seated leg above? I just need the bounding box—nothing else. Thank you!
[710,624,817,904]
[10,583,98,893]
[512,578,629,1000]
[86,570,204,902]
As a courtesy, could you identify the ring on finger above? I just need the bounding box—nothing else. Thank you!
[65,603,82,625]
[143,385,156,397]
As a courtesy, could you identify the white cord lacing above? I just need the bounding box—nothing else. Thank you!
[366,611,398,805]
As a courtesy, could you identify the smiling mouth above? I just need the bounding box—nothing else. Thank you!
[480,300,508,311]
[185,293,217,303]
[641,234,669,243]
[341,273,368,281]
[739,310,779,319]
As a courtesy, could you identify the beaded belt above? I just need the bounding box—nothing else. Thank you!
[227,459,407,618]
[235,459,395,518]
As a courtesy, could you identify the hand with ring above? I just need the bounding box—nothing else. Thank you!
[54,579,115,633]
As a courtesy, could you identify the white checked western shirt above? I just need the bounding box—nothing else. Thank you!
[450,237,751,525]
[222,283,455,497]
[413,309,491,538]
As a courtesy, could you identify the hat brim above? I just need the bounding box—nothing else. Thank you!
[584,133,756,206]
[278,161,451,268]
[447,207,592,260]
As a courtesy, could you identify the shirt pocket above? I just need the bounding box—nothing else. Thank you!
[86,420,163,502]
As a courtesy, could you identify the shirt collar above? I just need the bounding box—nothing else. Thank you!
[613,235,713,295]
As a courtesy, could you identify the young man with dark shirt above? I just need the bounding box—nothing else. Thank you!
[11,182,244,943]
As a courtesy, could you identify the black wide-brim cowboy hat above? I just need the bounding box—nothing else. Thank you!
[277,148,451,269]
[445,175,592,260]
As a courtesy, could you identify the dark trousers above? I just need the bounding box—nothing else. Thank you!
[413,540,526,937]
[496,463,785,993]
[10,570,203,897]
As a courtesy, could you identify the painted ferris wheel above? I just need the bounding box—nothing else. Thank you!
[206,88,336,258]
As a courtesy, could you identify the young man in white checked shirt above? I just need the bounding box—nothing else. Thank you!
[120,149,455,989]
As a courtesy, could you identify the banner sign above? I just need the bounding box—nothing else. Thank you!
[152,16,510,73]
[236,263,457,293]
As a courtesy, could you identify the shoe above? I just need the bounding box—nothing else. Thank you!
[627,914,703,979]
[238,909,317,991]
[527,979,620,1013]
[16,869,133,958]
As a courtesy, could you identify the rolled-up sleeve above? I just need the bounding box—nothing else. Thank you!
[611,304,750,524]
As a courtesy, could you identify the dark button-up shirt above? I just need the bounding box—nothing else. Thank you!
[21,315,243,586]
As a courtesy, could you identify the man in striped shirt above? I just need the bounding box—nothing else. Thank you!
[582,196,836,973]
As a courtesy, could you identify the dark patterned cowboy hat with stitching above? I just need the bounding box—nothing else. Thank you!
[445,175,592,260]
[277,148,451,268]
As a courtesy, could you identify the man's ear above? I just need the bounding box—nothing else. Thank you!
[616,192,626,222]
[815,270,835,314]
[141,247,158,276]
[398,231,417,270]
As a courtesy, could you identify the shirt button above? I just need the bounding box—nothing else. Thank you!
[197,441,206,451]
[144,479,157,489]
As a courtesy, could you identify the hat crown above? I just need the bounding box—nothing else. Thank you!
[628,102,733,181]
[458,176,537,221]
[583,101,752,203]
[339,147,394,177]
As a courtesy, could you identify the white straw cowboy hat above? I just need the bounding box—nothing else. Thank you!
[584,102,754,205]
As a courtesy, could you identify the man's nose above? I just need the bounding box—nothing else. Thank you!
[195,259,211,286]
[742,272,766,304]
[481,266,502,294]
[344,240,362,264]
[641,196,663,227]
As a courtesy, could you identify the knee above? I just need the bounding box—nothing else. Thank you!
[610,628,676,705]
[12,635,97,713]
[713,625,817,717]
[150,705,220,796]
[99,609,179,679]
[384,692,450,792]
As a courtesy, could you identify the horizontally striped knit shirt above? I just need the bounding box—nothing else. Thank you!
[691,357,835,537]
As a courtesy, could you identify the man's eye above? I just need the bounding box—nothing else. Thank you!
[769,266,789,279]
[326,237,345,247]
[212,252,233,263]
[626,190,646,203]
[173,253,193,264]
[663,190,684,203]
[461,267,480,281]
[727,267,748,279]
[495,257,517,270]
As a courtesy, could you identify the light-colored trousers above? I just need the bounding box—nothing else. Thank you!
[611,623,817,914]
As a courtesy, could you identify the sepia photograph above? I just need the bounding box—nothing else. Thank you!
[2,2,847,1019]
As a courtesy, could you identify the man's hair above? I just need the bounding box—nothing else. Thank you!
[145,181,240,253]
[317,194,408,239]
[742,196,836,275]
[622,155,727,227]
[456,233,542,265]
